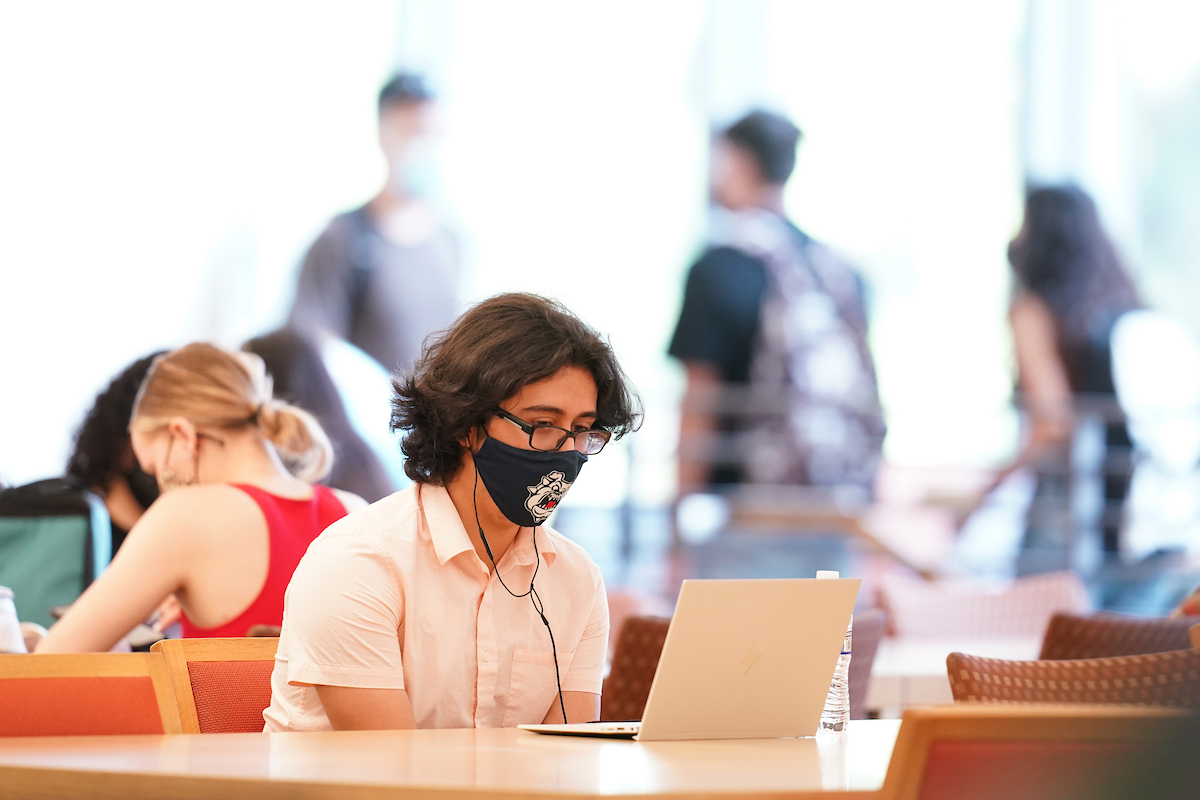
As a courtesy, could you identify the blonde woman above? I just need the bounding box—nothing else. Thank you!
[37,343,365,653]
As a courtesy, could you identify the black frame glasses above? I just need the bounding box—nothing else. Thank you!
[494,409,611,455]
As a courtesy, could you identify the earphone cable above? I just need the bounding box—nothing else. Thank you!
[473,468,568,725]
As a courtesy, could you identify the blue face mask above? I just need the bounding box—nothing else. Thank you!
[472,436,586,528]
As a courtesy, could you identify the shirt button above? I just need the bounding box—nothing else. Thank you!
[483,652,490,663]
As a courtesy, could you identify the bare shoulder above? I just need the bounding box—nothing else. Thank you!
[332,488,369,513]
[122,485,262,559]
[141,484,262,529]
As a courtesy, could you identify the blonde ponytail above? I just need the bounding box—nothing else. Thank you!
[256,399,334,482]
[132,342,335,483]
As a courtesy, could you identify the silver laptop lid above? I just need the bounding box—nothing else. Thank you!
[636,577,860,741]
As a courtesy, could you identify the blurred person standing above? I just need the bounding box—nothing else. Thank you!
[1001,185,1142,572]
[668,110,885,499]
[289,73,460,377]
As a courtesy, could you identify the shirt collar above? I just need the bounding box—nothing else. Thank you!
[418,483,559,570]
[419,484,476,566]
[506,525,558,570]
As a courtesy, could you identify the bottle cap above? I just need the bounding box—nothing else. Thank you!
[815,570,839,579]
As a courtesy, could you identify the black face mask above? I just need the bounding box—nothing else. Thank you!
[472,436,586,528]
[125,467,161,511]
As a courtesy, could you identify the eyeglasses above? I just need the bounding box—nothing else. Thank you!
[494,409,611,455]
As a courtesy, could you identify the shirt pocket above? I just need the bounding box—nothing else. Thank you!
[501,647,573,727]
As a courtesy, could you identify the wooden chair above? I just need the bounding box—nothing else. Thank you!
[848,608,887,720]
[600,616,670,721]
[1039,612,1194,660]
[878,704,1190,800]
[947,648,1200,707]
[880,570,1089,638]
[0,652,180,736]
[151,637,278,733]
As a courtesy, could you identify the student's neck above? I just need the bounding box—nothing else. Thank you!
[445,462,521,571]
[755,187,786,216]
[200,433,299,491]
[370,186,416,217]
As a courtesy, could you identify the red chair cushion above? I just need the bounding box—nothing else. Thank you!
[188,660,275,733]
[0,676,163,736]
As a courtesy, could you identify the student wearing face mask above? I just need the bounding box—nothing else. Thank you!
[288,72,460,378]
[263,293,642,732]
[36,344,366,653]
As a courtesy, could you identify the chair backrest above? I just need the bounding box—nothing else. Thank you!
[600,616,671,722]
[151,637,278,733]
[0,652,180,736]
[879,704,1189,800]
[1191,623,1200,650]
[1039,612,1195,660]
[0,479,111,628]
[947,648,1200,707]
[880,570,1089,638]
[848,608,887,720]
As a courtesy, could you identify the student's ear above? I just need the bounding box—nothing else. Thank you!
[459,423,485,451]
[166,417,198,455]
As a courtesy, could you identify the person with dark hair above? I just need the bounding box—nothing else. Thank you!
[264,293,642,732]
[288,71,459,376]
[66,352,166,553]
[669,109,884,497]
[243,329,395,502]
[1001,185,1142,569]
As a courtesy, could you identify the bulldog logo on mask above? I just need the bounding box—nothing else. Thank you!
[472,436,586,528]
[525,471,572,524]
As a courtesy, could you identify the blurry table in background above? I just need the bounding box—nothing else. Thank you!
[866,636,1042,716]
[0,722,902,799]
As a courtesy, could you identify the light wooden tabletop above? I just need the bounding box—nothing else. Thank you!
[0,721,901,800]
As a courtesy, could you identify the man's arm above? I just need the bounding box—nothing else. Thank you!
[678,361,722,492]
[315,686,417,731]
[541,691,600,725]
[289,219,357,340]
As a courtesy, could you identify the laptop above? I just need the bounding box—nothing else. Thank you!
[520,576,860,741]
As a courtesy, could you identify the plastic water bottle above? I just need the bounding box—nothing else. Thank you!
[0,586,26,654]
[816,570,851,731]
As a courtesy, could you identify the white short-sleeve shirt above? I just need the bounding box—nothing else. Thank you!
[263,483,608,731]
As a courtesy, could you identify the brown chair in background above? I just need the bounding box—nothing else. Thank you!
[600,616,670,722]
[881,570,1090,638]
[0,653,181,736]
[1039,612,1194,660]
[878,704,1190,800]
[1190,623,1200,649]
[151,637,278,733]
[947,649,1200,707]
[849,608,887,720]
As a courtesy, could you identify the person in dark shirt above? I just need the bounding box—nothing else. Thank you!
[669,110,884,497]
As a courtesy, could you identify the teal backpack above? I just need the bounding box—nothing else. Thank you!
[0,478,112,628]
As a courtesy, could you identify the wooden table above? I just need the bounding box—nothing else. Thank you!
[0,721,902,799]
[866,637,1042,715]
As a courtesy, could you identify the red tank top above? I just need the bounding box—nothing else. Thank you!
[180,484,348,638]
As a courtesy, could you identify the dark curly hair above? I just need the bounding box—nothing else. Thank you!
[1008,185,1142,386]
[391,293,642,485]
[66,351,166,500]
